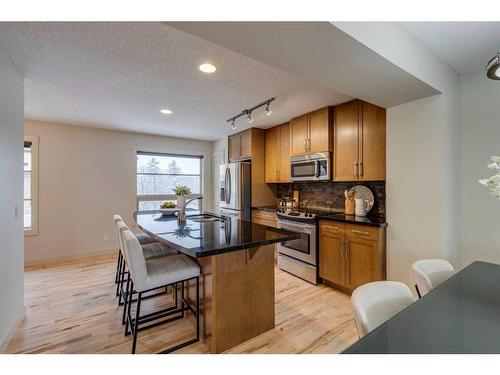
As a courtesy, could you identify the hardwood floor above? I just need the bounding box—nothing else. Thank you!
[5,254,358,354]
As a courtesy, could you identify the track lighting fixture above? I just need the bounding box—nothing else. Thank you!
[487,51,500,80]
[226,97,275,130]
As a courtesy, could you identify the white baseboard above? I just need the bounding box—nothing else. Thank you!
[24,248,118,266]
[0,307,26,353]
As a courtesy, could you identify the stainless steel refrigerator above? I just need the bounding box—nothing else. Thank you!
[219,162,251,221]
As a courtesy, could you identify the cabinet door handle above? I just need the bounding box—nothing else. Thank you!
[326,225,340,230]
[278,169,280,180]
[303,139,307,151]
[351,229,370,236]
[353,162,358,178]
[359,162,363,177]
[307,138,311,151]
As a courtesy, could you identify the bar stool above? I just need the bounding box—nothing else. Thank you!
[115,220,178,306]
[351,281,415,338]
[411,259,455,298]
[121,229,200,354]
[113,215,157,286]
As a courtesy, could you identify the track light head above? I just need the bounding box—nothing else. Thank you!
[265,102,272,116]
[247,111,254,124]
[231,119,236,130]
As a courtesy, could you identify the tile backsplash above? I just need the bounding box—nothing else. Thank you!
[276,181,386,216]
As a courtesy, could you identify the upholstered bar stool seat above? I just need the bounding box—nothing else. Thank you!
[134,231,158,245]
[142,241,178,260]
[142,254,200,292]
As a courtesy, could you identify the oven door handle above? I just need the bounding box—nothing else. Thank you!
[278,220,316,233]
[314,160,320,178]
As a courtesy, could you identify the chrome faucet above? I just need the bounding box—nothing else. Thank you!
[177,195,203,226]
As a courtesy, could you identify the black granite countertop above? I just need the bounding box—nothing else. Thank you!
[318,213,387,228]
[252,206,387,228]
[134,210,300,258]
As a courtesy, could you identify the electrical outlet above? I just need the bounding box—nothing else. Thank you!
[104,233,110,241]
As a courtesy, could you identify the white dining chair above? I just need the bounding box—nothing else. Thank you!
[411,259,455,298]
[121,229,201,354]
[351,281,415,338]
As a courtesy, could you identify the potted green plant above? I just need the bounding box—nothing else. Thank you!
[173,185,191,208]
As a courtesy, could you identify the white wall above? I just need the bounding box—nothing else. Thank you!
[334,22,460,284]
[0,47,24,350]
[460,68,500,267]
[24,120,213,264]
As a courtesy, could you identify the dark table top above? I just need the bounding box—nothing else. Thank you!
[343,261,500,354]
[134,210,300,258]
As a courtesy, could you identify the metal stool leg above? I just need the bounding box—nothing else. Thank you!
[196,277,200,341]
[115,251,122,285]
[131,291,142,354]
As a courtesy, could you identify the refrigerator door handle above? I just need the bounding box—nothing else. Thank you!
[225,167,231,204]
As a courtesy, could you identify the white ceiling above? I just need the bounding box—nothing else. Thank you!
[0,22,352,141]
[402,22,500,75]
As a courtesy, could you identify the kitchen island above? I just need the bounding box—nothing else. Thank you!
[134,210,299,353]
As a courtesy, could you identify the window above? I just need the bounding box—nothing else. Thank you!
[136,151,203,211]
[24,136,39,236]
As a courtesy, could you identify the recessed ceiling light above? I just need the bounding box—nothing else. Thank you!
[199,63,217,74]
[160,109,173,114]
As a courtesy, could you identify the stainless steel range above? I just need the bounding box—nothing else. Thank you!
[276,208,319,284]
[276,207,343,284]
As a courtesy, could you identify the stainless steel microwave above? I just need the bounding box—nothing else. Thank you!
[290,152,331,181]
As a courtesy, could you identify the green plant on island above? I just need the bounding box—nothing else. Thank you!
[173,185,191,196]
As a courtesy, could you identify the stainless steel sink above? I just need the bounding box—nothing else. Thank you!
[186,214,225,223]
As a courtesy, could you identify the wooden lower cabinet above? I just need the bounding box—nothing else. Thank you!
[319,230,345,286]
[319,220,386,293]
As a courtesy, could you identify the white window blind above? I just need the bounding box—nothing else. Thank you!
[136,151,203,211]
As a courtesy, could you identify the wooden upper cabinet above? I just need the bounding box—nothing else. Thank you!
[279,123,291,182]
[308,107,330,153]
[334,100,360,181]
[290,107,332,156]
[359,102,386,181]
[333,100,386,181]
[265,123,291,183]
[265,126,280,183]
[240,129,252,159]
[228,129,252,162]
[228,132,241,162]
[290,114,309,156]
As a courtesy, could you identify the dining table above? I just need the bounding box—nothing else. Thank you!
[343,261,500,353]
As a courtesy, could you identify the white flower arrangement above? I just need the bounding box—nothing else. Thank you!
[479,156,500,199]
